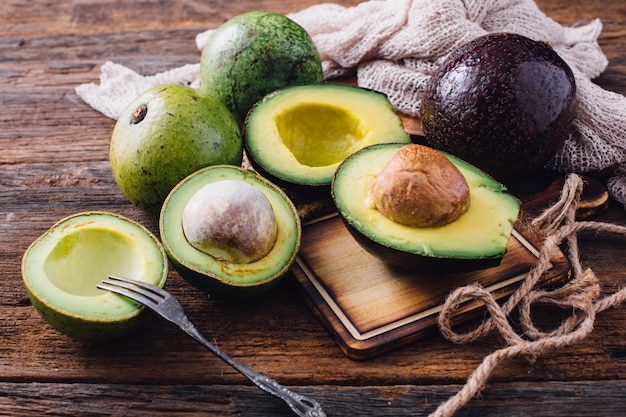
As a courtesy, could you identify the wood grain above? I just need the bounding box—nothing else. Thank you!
[293,177,609,359]
[2,0,626,416]
[293,218,563,360]
[2,380,626,417]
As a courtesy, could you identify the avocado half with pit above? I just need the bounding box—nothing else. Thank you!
[332,143,522,271]
[244,84,411,188]
[159,165,301,298]
[21,212,168,341]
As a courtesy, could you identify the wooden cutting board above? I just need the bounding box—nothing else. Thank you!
[291,176,609,360]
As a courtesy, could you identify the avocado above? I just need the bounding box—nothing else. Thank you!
[110,84,243,215]
[332,143,521,271]
[244,84,412,188]
[21,212,168,340]
[159,165,301,298]
[420,33,576,182]
[199,10,323,124]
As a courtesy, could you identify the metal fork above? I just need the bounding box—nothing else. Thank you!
[97,275,326,417]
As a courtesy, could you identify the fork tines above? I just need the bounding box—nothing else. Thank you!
[97,275,164,307]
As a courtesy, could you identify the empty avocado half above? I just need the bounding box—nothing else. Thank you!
[244,84,411,188]
[159,165,301,298]
[21,212,168,341]
[332,143,522,271]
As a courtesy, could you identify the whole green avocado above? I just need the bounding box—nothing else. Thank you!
[420,33,576,182]
[199,10,323,124]
[110,84,243,214]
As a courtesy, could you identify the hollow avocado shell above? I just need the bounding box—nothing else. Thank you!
[244,84,412,190]
[21,212,168,341]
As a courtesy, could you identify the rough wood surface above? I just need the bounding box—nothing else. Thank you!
[1,0,626,416]
[2,381,626,417]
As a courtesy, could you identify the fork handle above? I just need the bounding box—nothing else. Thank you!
[180,321,326,417]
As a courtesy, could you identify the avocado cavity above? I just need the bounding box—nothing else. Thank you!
[45,228,141,297]
[182,180,278,264]
[275,103,369,167]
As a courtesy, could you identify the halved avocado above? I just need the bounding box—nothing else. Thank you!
[244,84,411,188]
[21,212,168,341]
[159,165,301,298]
[332,143,521,271]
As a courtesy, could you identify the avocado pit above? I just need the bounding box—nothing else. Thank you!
[370,144,470,228]
[182,180,278,264]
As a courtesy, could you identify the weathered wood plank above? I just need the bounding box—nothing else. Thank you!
[0,0,364,37]
[2,381,626,417]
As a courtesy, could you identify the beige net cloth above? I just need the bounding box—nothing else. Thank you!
[286,0,626,197]
[289,0,626,199]
[76,0,626,207]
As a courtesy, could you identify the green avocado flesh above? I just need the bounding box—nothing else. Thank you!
[160,165,301,298]
[332,143,521,267]
[21,212,168,340]
[245,84,411,187]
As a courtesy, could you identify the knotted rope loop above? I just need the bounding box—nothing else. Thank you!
[431,173,626,417]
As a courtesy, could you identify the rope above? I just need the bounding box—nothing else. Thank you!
[431,173,626,417]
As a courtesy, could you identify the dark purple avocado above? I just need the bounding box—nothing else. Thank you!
[420,33,576,182]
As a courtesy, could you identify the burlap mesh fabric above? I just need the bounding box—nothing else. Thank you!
[76,0,626,207]
[288,0,626,203]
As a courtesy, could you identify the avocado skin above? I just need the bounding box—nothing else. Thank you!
[420,33,576,182]
[165,257,286,299]
[342,222,503,272]
[26,290,150,341]
[110,85,243,215]
[199,11,323,125]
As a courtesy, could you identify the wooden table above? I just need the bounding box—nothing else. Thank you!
[2,1,625,416]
